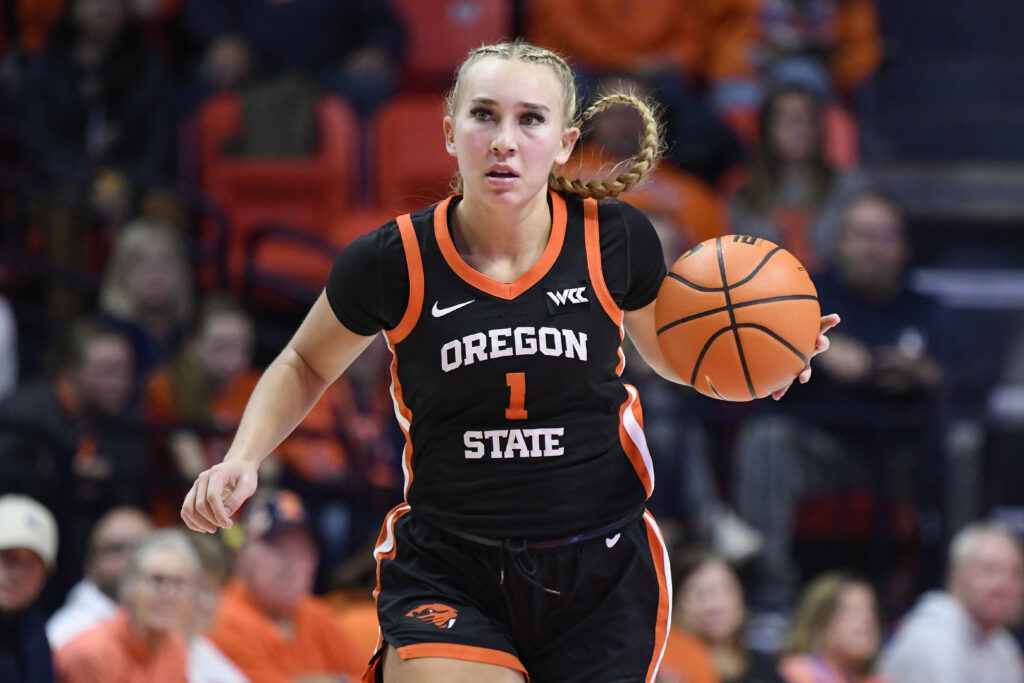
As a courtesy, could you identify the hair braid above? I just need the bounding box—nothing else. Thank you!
[550,93,662,199]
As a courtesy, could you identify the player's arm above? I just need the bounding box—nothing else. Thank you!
[624,302,687,385]
[181,291,376,533]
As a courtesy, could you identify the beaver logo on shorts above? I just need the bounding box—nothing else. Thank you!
[405,603,458,629]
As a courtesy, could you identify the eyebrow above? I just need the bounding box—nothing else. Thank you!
[469,97,550,112]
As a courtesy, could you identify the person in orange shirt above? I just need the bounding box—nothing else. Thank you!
[778,571,889,683]
[674,548,784,683]
[55,529,200,683]
[207,490,364,682]
[705,0,880,155]
[146,293,383,571]
[529,1,744,184]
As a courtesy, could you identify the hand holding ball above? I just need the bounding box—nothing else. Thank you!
[654,236,820,401]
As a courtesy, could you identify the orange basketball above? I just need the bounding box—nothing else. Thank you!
[654,235,820,401]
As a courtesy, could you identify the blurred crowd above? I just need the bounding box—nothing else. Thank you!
[1,1,1024,682]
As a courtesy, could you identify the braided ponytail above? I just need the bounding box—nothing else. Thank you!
[448,41,662,198]
[551,93,663,199]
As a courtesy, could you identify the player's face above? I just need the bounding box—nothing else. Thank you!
[444,57,579,206]
[677,560,744,644]
[819,583,880,666]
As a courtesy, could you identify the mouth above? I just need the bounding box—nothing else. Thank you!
[486,166,518,180]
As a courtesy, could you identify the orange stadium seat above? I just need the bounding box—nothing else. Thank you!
[370,95,458,215]
[196,92,359,294]
[390,0,512,89]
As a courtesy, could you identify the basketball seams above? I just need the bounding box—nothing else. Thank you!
[654,236,820,401]
[735,323,810,364]
[656,293,819,335]
[714,238,757,400]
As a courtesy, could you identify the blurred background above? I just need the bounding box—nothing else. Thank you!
[2,0,1024,679]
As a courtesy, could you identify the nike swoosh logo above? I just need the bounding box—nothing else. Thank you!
[432,300,475,318]
[605,533,621,549]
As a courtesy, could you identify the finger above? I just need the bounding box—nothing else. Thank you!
[194,474,216,527]
[223,476,254,519]
[205,471,234,528]
[799,364,813,383]
[772,382,790,401]
[819,313,841,334]
[181,483,216,533]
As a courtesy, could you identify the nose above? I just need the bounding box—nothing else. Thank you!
[490,120,516,156]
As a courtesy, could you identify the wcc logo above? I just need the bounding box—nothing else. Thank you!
[545,281,590,315]
[405,603,459,629]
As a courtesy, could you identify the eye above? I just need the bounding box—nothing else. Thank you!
[520,111,545,126]
[469,107,492,121]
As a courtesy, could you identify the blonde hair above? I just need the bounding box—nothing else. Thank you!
[446,40,661,199]
[98,219,193,326]
[781,571,875,657]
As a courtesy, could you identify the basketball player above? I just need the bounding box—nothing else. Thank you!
[182,40,838,682]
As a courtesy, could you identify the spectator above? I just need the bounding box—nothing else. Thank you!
[21,0,174,186]
[728,84,865,272]
[55,529,198,683]
[144,293,259,486]
[879,523,1024,683]
[705,0,882,138]
[180,0,402,118]
[731,191,945,617]
[0,494,59,683]
[144,293,374,566]
[207,490,364,681]
[529,0,744,183]
[19,0,175,316]
[778,571,887,683]
[0,294,16,400]
[185,533,247,683]
[98,218,193,380]
[0,318,144,596]
[675,549,784,683]
[46,505,154,649]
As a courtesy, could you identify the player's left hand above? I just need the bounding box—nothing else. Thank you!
[772,313,841,400]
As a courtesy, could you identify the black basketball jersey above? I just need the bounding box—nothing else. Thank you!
[327,191,666,539]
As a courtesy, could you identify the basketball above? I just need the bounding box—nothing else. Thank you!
[654,235,821,401]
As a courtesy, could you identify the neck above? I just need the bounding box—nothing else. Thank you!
[819,651,862,678]
[452,190,552,279]
[131,618,167,651]
[711,641,747,678]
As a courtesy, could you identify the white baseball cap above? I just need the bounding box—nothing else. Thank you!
[0,494,58,569]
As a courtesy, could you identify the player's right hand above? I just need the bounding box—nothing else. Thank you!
[181,459,259,533]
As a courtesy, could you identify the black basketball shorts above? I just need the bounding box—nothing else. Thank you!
[363,504,672,683]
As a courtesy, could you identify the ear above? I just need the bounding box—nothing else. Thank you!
[443,117,457,158]
[555,126,580,166]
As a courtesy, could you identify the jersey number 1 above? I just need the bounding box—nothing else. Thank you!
[505,372,527,420]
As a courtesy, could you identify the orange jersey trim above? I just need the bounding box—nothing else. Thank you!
[383,333,414,498]
[583,197,626,374]
[372,503,412,600]
[434,191,567,300]
[390,213,424,344]
[618,383,654,497]
[396,642,529,677]
[642,511,673,682]
[386,213,422,496]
